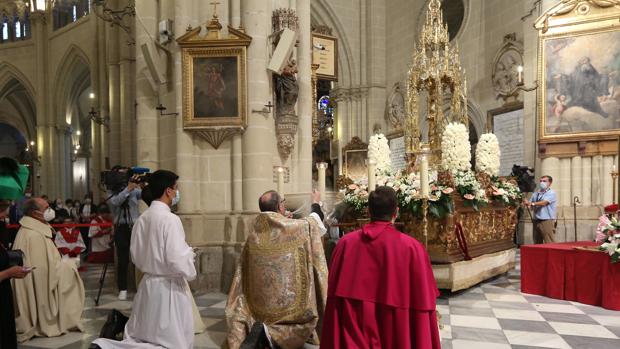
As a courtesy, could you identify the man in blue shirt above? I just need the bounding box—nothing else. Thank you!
[526,175,557,244]
[107,170,142,300]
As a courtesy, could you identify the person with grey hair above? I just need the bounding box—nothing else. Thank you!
[12,198,85,342]
[226,190,327,349]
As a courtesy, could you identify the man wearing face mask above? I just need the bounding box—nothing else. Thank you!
[525,175,557,244]
[12,197,85,342]
[92,170,196,349]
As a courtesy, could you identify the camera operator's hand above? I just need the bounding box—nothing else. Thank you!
[522,199,531,207]
[127,175,141,192]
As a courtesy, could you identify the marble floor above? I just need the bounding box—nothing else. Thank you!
[17,250,620,349]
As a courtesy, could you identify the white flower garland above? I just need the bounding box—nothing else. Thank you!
[476,133,501,176]
[368,133,392,174]
[441,123,471,172]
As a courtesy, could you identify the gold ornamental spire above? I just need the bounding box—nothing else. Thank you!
[405,0,468,167]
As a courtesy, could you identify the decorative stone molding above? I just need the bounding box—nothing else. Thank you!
[330,86,370,102]
[385,82,406,130]
[535,0,620,33]
[0,1,28,22]
[311,24,333,36]
[491,33,524,104]
[194,128,242,149]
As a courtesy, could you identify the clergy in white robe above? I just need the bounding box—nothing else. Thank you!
[12,198,85,342]
[94,170,196,349]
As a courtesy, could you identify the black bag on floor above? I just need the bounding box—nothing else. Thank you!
[98,309,129,340]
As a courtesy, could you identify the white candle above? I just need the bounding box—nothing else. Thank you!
[420,155,429,199]
[317,162,327,201]
[614,165,617,173]
[517,65,524,84]
[277,167,285,195]
[368,159,377,192]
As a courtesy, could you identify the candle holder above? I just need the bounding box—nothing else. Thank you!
[612,168,619,205]
[366,159,377,192]
[422,197,429,249]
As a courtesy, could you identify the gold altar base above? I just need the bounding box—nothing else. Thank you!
[433,248,516,292]
[400,197,518,264]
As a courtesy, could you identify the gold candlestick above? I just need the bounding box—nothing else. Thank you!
[612,166,619,205]
[422,198,429,248]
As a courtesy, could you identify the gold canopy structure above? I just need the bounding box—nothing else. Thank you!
[405,0,469,168]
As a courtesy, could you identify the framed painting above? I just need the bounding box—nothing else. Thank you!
[312,33,338,81]
[535,1,620,142]
[177,22,252,148]
[342,137,368,181]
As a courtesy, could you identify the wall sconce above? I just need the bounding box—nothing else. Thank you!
[515,65,538,93]
[89,107,110,131]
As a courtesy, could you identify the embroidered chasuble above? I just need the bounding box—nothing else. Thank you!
[226,212,328,349]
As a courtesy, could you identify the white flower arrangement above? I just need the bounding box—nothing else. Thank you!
[441,123,471,172]
[368,133,392,174]
[475,133,501,177]
[491,180,522,206]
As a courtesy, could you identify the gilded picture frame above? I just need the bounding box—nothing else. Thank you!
[342,137,368,181]
[535,0,620,143]
[177,22,252,148]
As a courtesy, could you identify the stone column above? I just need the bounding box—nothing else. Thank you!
[241,0,277,210]
[592,155,603,205]
[603,156,614,205]
[293,0,312,194]
[571,156,582,206]
[581,156,592,206]
[232,135,243,212]
[135,1,160,171]
[559,158,571,207]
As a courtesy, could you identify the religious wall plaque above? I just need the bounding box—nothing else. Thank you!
[487,103,524,176]
[312,33,338,81]
[177,13,252,149]
[388,133,407,172]
[535,0,620,143]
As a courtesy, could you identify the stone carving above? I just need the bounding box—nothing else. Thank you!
[385,82,406,130]
[491,33,524,103]
[274,60,299,159]
[272,8,299,33]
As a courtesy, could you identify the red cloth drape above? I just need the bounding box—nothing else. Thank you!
[521,241,620,311]
[320,221,441,349]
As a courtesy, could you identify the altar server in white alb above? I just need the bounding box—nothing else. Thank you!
[92,170,196,349]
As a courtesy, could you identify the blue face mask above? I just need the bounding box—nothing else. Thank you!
[539,181,548,190]
[172,190,180,206]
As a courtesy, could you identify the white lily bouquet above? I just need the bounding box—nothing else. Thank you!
[476,133,500,177]
[368,133,392,175]
[596,215,620,264]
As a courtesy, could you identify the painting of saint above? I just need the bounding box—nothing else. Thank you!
[193,56,239,118]
[543,30,620,137]
[345,150,368,181]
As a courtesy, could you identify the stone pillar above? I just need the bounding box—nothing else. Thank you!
[231,0,241,28]
[592,155,603,205]
[241,0,277,211]
[581,156,592,206]
[135,0,160,171]
[603,156,614,205]
[559,158,571,207]
[571,156,582,206]
[232,135,243,212]
[293,0,312,194]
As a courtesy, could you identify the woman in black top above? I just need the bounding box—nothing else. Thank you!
[0,201,30,349]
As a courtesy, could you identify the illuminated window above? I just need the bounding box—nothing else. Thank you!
[1,22,8,41]
[14,20,21,38]
[72,5,77,22]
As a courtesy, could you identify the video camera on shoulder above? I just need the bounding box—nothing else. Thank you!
[101,166,151,193]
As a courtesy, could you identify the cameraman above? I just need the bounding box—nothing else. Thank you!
[107,167,143,300]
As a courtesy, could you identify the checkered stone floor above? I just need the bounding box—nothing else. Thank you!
[17,250,620,349]
[438,252,620,349]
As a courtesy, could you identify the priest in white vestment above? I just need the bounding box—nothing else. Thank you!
[93,170,196,349]
[12,198,85,342]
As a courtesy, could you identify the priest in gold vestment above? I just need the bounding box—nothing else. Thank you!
[226,190,328,349]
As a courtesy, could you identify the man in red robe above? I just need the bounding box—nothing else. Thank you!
[321,186,441,349]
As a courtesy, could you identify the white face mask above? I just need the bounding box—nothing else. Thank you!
[539,181,549,190]
[172,190,180,206]
[43,208,56,222]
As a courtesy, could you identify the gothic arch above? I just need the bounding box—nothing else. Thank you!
[310,0,356,87]
[53,44,92,126]
[0,62,36,140]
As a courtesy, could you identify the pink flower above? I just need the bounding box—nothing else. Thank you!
[464,193,474,200]
[429,195,439,202]
[431,185,438,191]
[348,184,358,190]
[596,215,612,243]
[442,188,454,194]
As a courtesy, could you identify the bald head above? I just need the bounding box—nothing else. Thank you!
[259,190,282,213]
[23,197,49,222]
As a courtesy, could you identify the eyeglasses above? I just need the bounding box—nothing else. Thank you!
[279,199,286,204]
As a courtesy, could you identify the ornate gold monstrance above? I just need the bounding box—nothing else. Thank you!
[405,0,468,167]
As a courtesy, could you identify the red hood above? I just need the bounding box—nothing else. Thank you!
[361,221,393,241]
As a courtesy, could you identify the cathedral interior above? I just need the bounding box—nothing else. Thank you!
[1,0,620,348]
